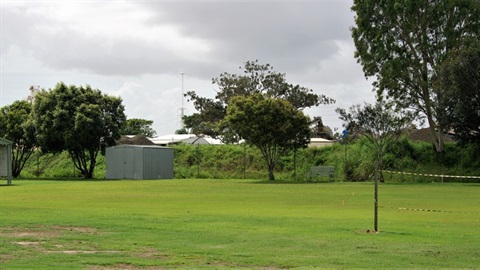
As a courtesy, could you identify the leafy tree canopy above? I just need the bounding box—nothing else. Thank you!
[226,94,311,181]
[121,118,157,137]
[0,100,36,178]
[336,100,414,180]
[33,82,126,178]
[438,40,480,145]
[175,128,189,135]
[351,0,480,152]
[184,60,334,142]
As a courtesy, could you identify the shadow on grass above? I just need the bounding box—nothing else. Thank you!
[248,179,338,185]
[6,177,126,182]
[0,184,19,187]
[354,229,411,236]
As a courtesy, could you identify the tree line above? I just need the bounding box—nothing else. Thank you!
[1,0,479,182]
[183,0,480,181]
[0,84,156,179]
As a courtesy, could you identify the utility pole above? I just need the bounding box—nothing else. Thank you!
[180,73,186,129]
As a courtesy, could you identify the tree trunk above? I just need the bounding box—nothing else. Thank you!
[378,150,385,183]
[11,148,34,178]
[426,112,444,153]
[374,168,379,232]
[83,171,93,179]
[374,151,380,232]
[69,150,96,179]
[268,165,275,181]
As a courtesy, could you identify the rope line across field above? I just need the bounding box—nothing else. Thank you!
[380,170,480,179]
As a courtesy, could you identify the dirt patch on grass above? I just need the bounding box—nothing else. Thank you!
[1,225,120,258]
[0,225,100,238]
[50,225,100,234]
[1,230,61,238]
[13,241,42,246]
[47,250,121,254]
[88,264,166,270]
[133,247,170,259]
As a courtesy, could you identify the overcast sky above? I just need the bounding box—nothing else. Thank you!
[1,0,375,136]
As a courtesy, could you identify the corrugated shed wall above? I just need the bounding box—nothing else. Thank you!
[106,145,173,180]
[0,145,8,176]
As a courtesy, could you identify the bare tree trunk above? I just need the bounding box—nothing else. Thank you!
[268,165,275,181]
[426,112,444,153]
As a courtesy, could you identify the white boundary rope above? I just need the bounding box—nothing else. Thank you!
[380,170,480,179]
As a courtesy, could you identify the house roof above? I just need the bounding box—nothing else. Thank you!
[117,135,155,145]
[408,128,454,143]
[310,138,334,143]
[149,134,223,145]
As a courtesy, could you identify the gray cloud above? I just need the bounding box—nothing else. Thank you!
[3,2,357,80]
[143,2,355,75]
[1,0,375,134]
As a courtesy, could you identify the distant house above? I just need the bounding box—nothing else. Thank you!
[117,135,155,146]
[149,134,223,146]
[408,128,455,143]
[0,137,13,185]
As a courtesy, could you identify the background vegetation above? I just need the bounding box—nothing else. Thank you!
[16,138,480,183]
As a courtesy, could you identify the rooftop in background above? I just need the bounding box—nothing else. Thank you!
[117,135,155,146]
[308,138,335,148]
[408,128,455,143]
[149,134,223,146]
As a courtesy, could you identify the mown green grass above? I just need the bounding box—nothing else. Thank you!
[0,180,478,269]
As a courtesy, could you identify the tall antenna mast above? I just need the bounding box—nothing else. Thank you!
[180,73,186,129]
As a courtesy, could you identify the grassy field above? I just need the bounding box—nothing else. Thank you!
[0,179,478,269]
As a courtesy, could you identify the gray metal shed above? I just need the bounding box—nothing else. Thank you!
[106,145,174,180]
[0,138,13,185]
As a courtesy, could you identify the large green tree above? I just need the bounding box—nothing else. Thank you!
[121,118,156,137]
[351,0,480,152]
[184,60,334,142]
[437,41,480,145]
[0,100,36,178]
[226,94,311,181]
[33,83,126,178]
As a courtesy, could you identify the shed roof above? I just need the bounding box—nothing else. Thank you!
[0,137,13,145]
[108,144,172,149]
